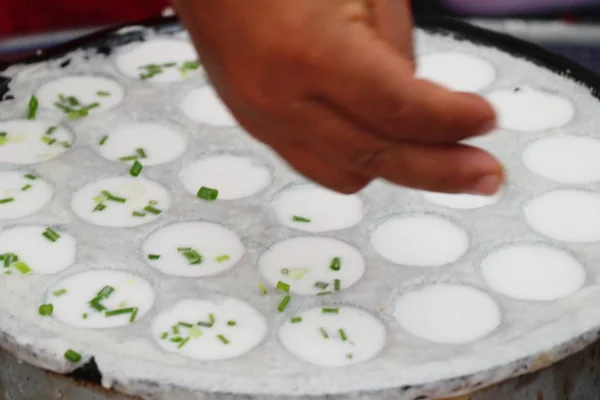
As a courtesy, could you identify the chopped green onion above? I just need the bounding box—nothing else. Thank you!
[135,148,147,159]
[105,307,136,317]
[21,184,32,191]
[180,249,202,265]
[13,262,31,274]
[317,291,332,296]
[180,60,201,71]
[67,109,89,120]
[334,279,341,292]
[99,135,109,146]
[209,313,215,325]
[93,203,106,212]
[177,337,190,348]
[197,186,219,201]
[96,91,111,97]
[178,321,193,328]
[129,160,143,177]
[42,227,60,242]
[143,205,162,215]
[101,191,126,203]
[0,198,14,204]
[227,320,236,326]
[0,132,6,137]
[339,329,348,341]
[45,126,57,135]
[177,247,192,252]
[132,211,146,217]
[217,334,229,344]
[83,313,88,319]
[3,253,17,268]
[24,174,37,180]
[129,307,139,322]
[172,325,180,335]
[170,336,183,343]
[148,254,161,260]
[347,354,353,359]
[314,281,329,290]
[290,316,302,324]
[330,257,341,271]
[53,289,67,297]
[97,286,115,299]
[67,96,80,106]
[258,282,267,296]
[197,321,212,328]
[189,327,203,338]
[322,307,339,314]
[278,295,291,312]
[41,136,56,145]
[27,96,39,120]
[320,327,329,339]
[160,332,168,340]
[292,216,311,223]
[216,254,230,263]
[64,349,81,362]
[54,102,72,113]
[89,300,106,312]
[276,281,290,294]
[38,304,54,316]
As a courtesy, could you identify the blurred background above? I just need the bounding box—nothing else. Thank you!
[2,0,600,71]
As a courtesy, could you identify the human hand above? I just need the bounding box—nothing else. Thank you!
[174,0,504,195]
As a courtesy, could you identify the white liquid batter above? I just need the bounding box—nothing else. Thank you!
[523,136,600,184]
[179,155,271,200]
[272,184,364,232]
[422,190,501,210]
[258,236,365,296]
[481,244,585,301]
[0,172,53,219]
[48,270,155,329]
[36,76,125,114]
[142,222,245,277]
[115,39,200,82]
[525,190,600,243]
[71,176,171,227]
[0,225,76,275]
[180,86,237,127]
[278,306,386,367]
[97,122,186,166]
[151,298,267,361]
[0,120,73,164]
[416,52,496,92]
[486,86,575,132]
[371,215,469,267]
[394,284,501,344]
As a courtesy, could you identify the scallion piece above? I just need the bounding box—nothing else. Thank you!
[129,160,143,177]
[292,216,311,223]
[93,203,106,212]
[42,227,61,242]
[258,282,267,296]
[334,279,341,292]
[99,135,109,146]
[227,320,236,326]
[129,307,139,322]
[317,291,332,296]
[290,316,302,324]
[329,257,341,271]
[89,300,107,312]
[67,96,80,106]
[320,327,329,339]
[148,254,161,260]
[278,295,291,312]
[160,332,168,340]
[27,96,39,120]
[97,286,115,299]
[45,126,57,135]
[322,307,339,314]
[96,91,111,97]
[170,336,184,343]
[177,337,190,348]
[119,155,138,162]
[0,132,6,137]
[135,148,147,159]
[83,313,88,319]
[21,184,32,191]
[132,211,146,217]
[143,205,162,215]
[105,307,136,317]
[53,289,67,297]
[24,174,37,180]
[101,191,126,203]
[64,349,81,362]
[42,136,56,145]
[13,262,31,274]
[178,322,193,328]
[0,198,14,204]
[172,325,180,335]
[197,186,219,201]
[216,254,230,263]
[276,281,290,294]
[339,329,348,341]
[209,313,215,325]
[217,334,229,344]
[39,303,54,316]
[314,281,329,290]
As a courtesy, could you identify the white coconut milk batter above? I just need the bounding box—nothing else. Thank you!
[481,244,586,301]
[258,236,365,296]
[48,270,155,329]
[97,122,186,166]
[394,284,501,344]
[0,172,53,219]
[115,39,200,82]
[180,86,237,127]
[525,190,600,243]
[0,120,73,164]
[278,306,387,367]
[523,136,600,184]
[151,298,267,360]
[416,51,496,92]
[36,76,125,114]
[422,190,501,210]
[71,176,171,227]
[0,225,76,275]
[486,86,575,132]
[371,215,469,267]
[272,184,364,232]
[179,155,271,200]
[142,222,245,277]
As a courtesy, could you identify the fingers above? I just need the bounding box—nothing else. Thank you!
[314,26,496,144]
[283,99,504,194]
[368,0,415,66]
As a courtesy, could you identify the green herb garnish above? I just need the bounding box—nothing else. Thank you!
[27,96,39,120]
[292,216,311,223]
[99,135,109,146]
[148,254,161,260]
[276,281,290,294]
[0,198,14,204]
[322,307,339,314]
[38,303,54,316]
[314,282,329,290]
[217,334,229,344]
[129,160,143,177]
[290,316,302,324]
[197,186,219,201]
[53,289,67,297]
[278,295,291,312]
[64,349,81,362]
[42,227,61,242]
[330,257,341,271]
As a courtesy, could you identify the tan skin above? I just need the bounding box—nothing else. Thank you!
[173,0,504,195]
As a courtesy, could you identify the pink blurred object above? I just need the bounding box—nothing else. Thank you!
[442,0,600,15]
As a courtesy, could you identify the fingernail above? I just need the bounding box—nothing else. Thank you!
[470,174,502,196]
